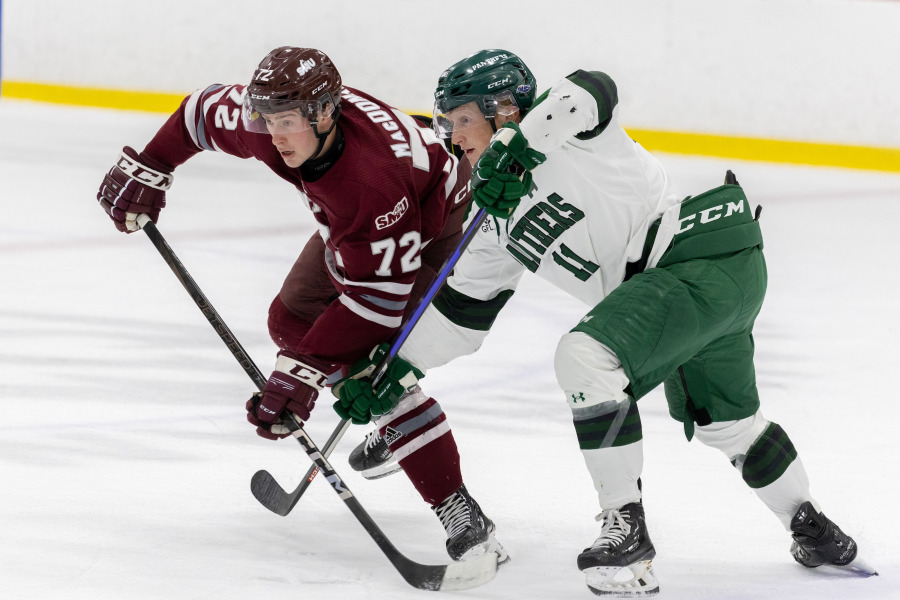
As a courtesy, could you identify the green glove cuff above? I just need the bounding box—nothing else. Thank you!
[330,344,423,425]
[498,122,546,170]
[332,342,391,398]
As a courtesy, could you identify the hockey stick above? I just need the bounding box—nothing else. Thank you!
[251,206,489,516]
[135,213,497,591]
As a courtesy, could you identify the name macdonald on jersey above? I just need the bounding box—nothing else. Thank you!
[341,90,416,159]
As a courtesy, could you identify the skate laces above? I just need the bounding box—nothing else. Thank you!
[363,430,382,455]
[434,492,472,539]
[591,508,632,549]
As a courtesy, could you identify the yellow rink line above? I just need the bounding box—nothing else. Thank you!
[2,80,187,114]
[3,80,899,173]
[628,129,900,174]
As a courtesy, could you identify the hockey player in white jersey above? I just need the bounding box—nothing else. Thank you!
[335,49,868,596]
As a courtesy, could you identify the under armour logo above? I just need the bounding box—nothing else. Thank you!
[571,393,586,403]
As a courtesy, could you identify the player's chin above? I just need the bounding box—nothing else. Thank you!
[279,151,302,168]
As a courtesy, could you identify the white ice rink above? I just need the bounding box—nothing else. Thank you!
[1,99,898,599]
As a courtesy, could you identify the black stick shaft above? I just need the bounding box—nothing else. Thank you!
[135,215,493,589]
[252,207,489,514]
[138,216,266,390]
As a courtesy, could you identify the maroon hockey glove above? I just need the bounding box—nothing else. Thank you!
[97,146,173,233]
[246,353,329,440]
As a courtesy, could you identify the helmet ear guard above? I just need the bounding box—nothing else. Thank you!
[480,90,521,120]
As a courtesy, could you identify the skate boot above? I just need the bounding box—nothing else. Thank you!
[577,502,659,597]
[790,501,857,568]
[433,485,509,565]
[348,429,401,479]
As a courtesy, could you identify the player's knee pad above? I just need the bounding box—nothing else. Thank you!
[267,295,313,352]
[555,332,630,409]
[373,390,451,462]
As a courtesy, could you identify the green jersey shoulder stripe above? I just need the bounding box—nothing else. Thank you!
[531,70,618,141]
[570,70,618,140]
[433,285,515,331]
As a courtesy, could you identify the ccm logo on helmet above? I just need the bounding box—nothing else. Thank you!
[488,77,511,89]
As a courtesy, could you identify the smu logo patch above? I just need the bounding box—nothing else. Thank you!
[376,197,409,230]
[296,58,316,76]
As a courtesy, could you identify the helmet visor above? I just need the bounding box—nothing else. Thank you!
[241,92,335,134]
[432,91,520,139]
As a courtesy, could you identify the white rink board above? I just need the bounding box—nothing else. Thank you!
[2,0,900,147]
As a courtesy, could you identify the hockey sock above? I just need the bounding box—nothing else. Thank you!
[736,422,798,489]
[581,441,644,508]
[575,399,644,508]
[754,459,814,530]
[573,397,642,450]
[696,414,813,530]
[741,423,812,530]
[377,392,462,506]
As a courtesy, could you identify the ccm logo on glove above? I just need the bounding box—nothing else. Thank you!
[115,153,174,190]
[246,354,330,440]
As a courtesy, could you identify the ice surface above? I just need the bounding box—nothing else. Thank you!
[1,100,897,599]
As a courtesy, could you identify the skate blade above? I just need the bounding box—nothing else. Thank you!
[817,556,878,578]
[361,459,402,480]
[584,560,659,597]
[458,534,511,567]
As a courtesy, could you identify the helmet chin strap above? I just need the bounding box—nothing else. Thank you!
[310,105,342,160]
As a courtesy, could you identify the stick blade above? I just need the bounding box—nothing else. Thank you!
[437,552,499,591]
[391,551,498,592]
[250,470,293,516]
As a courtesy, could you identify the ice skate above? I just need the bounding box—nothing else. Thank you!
[348,429,401,479]
[577,502,659,597]
[433,485,510,565]
[790,501,876,576]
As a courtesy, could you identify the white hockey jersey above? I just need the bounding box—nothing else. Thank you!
[401,72,683,370]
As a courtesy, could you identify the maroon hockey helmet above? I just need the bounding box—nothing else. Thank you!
[242,46,343,135]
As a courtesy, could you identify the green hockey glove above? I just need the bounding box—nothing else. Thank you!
[472,122,546,218]
[332,343,424,425]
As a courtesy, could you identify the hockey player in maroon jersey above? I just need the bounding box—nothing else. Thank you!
[96,46,507,563]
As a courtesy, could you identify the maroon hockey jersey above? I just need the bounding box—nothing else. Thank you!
[141,84,467,366]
